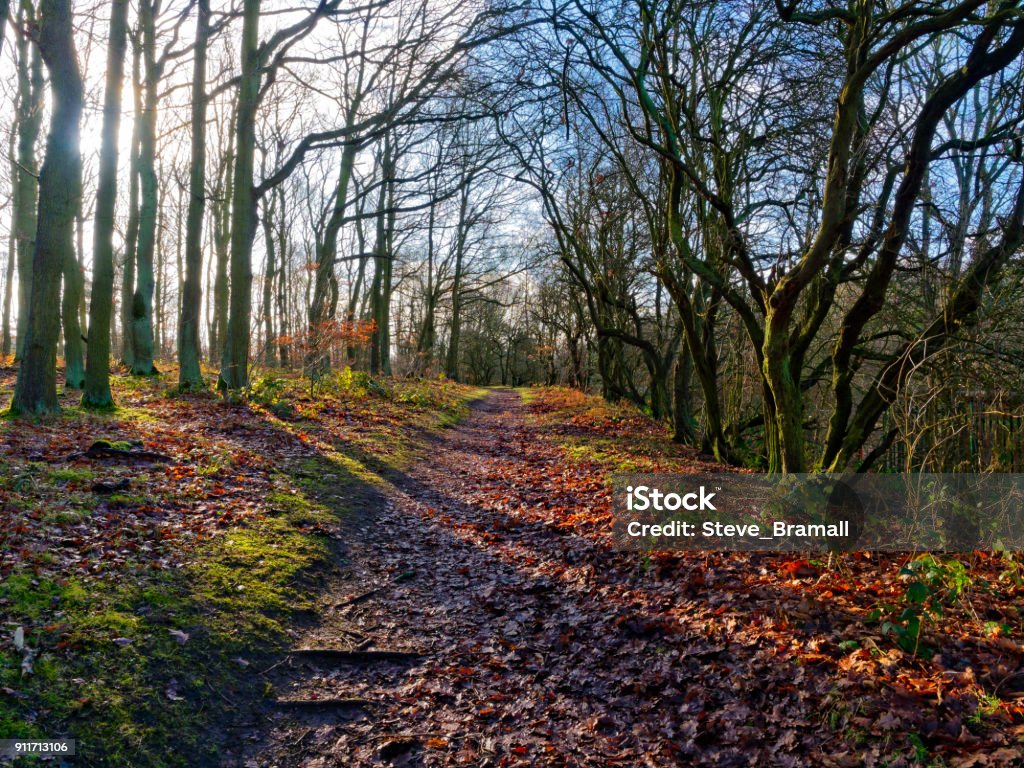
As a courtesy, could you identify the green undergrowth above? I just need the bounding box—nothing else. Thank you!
[513,386,538,404]
[560,437,652,473]
[249,367,482,424]
[519,387,688,475]
[249,369,486,472]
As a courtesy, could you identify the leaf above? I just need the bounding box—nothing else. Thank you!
[168,629,190,645]
[906,581,930,605]
[165,679,184,701]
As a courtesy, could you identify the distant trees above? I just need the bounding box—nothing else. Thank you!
[1,0,540,409]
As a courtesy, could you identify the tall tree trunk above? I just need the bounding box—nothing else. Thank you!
[173,186,183,350]
[76,212,86,328]
[444,184,471,381]
[13,5,44,362]
[276,185,290,368]
[218,0,260,391]
[2,103,17,357]
[444,278,462,380]
[345,204,368,365]
[154,184,165,354]
[762,313,804,473]
[83,0,129,408]
[368,145,392,376]
[377,230,394,376]
[61,248,84,387]
[261,192,277,367]
[368,239,385,375]
[120,41,143,368]
[12,0,83,416]
[672,338,697,445]
[210,151,232,362]
[1,226,13,358]
[177,0,209,389]
[130,0,160,375]
[373,140,396,376]
[415,201,437,374]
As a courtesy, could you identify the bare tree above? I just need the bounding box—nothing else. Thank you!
[11,0,83,415]
[83,0,130,408]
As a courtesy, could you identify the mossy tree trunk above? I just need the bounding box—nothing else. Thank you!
[177,0,210,390]
[61,250,85,388]
[13,4,44,362]
[672,337,697,446]
[129,0,161,376]
[260,190,276,367]
[120,41,142,369]
[275,186,290,368]
[210,133,233,364]
[370,135,396,377]
[218,0,260,391]
[11,0,83,416]
[83,0,130,408]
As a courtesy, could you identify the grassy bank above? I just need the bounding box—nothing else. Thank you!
[0,364,482,766]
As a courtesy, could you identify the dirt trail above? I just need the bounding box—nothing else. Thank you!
[229,392,843,767]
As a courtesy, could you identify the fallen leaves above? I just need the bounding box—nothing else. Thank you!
[253,386,1024,767]
[4,370,1023,767]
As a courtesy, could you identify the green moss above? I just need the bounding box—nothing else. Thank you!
[198,520,327,623]
[48,466,97,484]
[196,451,230,477]
[0,494,335,765]
[0,462,45,493]
[90,439,134,451]
[515,386,538,404]
[107,492,149,506]
[0,574,69,621]
[60,405,158,425]
[559,439,646,472]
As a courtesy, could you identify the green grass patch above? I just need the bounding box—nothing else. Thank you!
[514,386,538,404]
[0,484,338,766]
[561,438,647,473]
[47,467,96,484]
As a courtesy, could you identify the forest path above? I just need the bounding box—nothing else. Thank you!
[234,390,831,767]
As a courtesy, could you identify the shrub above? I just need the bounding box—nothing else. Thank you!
[866,555,972,655]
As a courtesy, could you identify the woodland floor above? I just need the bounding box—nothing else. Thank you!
[233,390,1024,768]
[2,370,1024,767]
